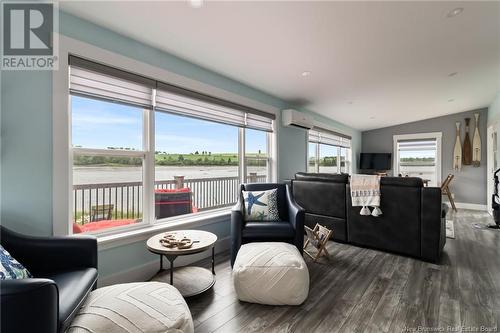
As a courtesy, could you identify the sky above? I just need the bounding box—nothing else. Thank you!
[71,96,267,154]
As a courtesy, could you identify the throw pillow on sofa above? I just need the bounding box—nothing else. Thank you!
[0,245,32,280]
[242,189,280,221]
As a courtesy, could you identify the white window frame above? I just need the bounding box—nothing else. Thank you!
[306,141,352,174]
[243,129,272,183]
[393,132,442,185]
[53,35,278,238]
[70,98,153,235]
[339,146,351,174]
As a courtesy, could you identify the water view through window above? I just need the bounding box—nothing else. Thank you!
[154,111,240,218]
[71,95,270,233]
[308,142,350,174]
[72,96,145,233]
[397,139,438,186]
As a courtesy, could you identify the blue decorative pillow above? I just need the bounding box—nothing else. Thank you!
[242,189,280,221]
[0,245,32,280]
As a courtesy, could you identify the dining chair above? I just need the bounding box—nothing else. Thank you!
[441,174,456,212]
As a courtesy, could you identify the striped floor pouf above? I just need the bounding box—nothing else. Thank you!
[67,282,194,333]
[233,242,309,305]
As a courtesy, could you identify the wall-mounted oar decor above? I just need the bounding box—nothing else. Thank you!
[462,118,472,165]
[453,121,462,171]
[472,113,481,167]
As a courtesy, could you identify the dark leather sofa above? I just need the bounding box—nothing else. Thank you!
[231,183,305,267]
[0,226,98,333]
[291,173,446,262]
[292,172,349,242]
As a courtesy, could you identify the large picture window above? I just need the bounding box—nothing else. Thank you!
[69,56,274,234]
[245,128,270,183]
[154,112,240,217]
[307,128,352,174]
[71,96,147,234]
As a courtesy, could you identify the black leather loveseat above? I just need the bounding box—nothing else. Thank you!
[291,173,446,262]
[0,226,98,333]
[292,173,349,242]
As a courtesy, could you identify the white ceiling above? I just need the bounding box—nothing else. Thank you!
[60,1,500,131]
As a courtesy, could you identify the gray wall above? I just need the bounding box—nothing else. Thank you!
[362,108,488,205]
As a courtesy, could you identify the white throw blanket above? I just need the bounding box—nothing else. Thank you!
[350,174,382,216]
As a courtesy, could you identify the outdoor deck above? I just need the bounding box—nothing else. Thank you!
[73,174,266,227]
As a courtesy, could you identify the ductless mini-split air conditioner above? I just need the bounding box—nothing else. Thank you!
[281,109,314,130]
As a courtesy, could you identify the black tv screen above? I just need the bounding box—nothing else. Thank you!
[360,153,392,170]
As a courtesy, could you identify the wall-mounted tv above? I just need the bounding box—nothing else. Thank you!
[359,153,392,170]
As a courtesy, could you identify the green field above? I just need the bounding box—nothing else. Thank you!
[155,152,238,166]
[308,156,347,167]
[74,152,267,167]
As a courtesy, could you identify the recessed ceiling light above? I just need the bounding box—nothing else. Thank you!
[447,7,464,18]
[347,101,354,105]
[189,0,204,8]
[448,72,458,77]
[301,71,311,77]
[369,116,375,119]
[448,98,455,102]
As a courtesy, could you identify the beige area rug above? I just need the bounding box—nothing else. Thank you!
[446,219,455,239]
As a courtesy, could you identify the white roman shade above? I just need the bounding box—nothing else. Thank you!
[69,56,155,108]
[68,55,275,132]
[308,128,351,148]
[397,139,437,152]
[245,112,274,132]
[155,89,246,127]
[156,83,274,132]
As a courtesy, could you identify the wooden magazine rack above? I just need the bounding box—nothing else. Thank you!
[303,223,333,262]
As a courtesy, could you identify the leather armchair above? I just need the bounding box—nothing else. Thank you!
[0,226,98,333]
[231,183,305,267]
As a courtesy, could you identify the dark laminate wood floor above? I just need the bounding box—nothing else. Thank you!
[183,210,500,333]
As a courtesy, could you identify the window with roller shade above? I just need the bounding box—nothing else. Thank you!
[307,128,352,174]
[395,139,438,186]
[68,55,275,235]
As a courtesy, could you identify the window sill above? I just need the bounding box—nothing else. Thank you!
[95,208,231,251]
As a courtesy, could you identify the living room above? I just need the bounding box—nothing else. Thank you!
[1,1,499,332]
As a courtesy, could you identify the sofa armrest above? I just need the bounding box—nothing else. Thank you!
[231,194,245,267]
[231,191,244,229]
[1,279,58,333]
[286,185,305,253]
[286,184,304,229]
[1,227,97,274]
[421,187,446,262]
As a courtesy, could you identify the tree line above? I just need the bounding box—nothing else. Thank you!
[74,154,267,167]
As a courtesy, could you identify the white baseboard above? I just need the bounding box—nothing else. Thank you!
[98,236,231,287]
[444,202,487,211]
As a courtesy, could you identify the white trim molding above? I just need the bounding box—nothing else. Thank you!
[393,132,442,185]
[97,209,230,251]
[98,236,231,287]
[444,202,488,211]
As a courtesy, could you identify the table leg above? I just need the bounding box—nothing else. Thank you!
[170,259,173,284]
[212,246,215,275]
[160,255,163,271]
[165,255,176,285]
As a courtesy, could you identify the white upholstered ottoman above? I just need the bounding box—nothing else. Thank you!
[67,282,194,333]
[233,242,309,305]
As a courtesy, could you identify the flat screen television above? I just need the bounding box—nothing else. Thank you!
[359,153,392,170]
